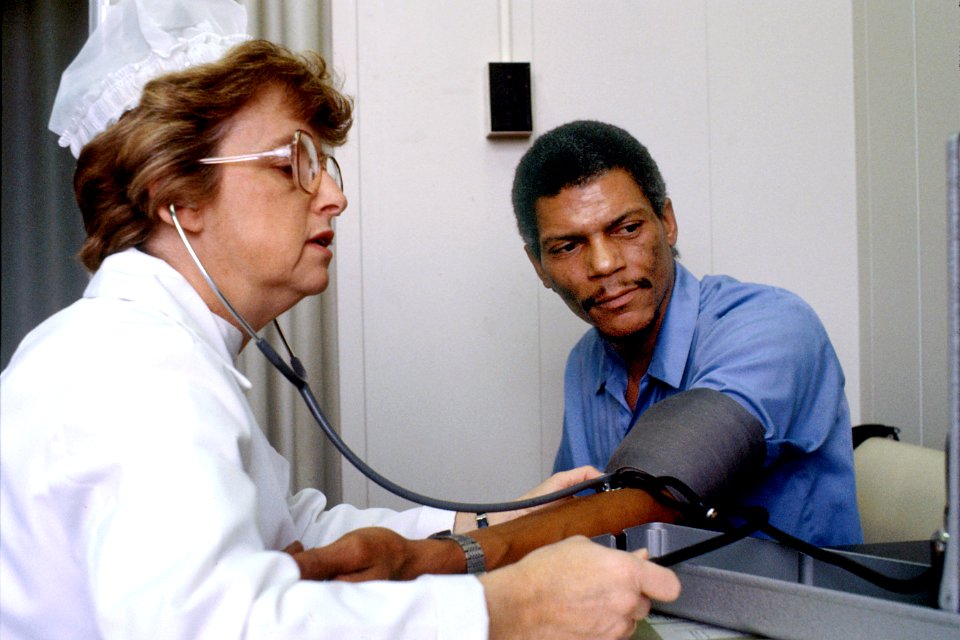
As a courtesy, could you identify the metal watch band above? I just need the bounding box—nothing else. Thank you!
[429,531,486,574]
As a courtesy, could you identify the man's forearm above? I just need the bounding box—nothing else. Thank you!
[467,487,680,570]
[290,487,680,581]
[403,488,680,579]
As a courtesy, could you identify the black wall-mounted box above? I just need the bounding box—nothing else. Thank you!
[487,62,532,138]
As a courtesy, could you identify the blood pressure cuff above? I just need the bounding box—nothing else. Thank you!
[605,388,767,505]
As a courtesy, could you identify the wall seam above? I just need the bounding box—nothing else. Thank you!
[912,0,924,444]
[704,0,715,274]
[864,0,877,424]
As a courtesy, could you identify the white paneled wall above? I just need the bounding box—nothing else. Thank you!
[855,1,959,448]
[331,2,548,508]
[325,0,953,509]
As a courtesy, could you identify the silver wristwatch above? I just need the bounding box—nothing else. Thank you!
[428,531,486,574]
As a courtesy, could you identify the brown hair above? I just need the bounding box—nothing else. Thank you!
[73,39,353,271]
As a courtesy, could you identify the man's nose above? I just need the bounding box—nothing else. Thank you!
[587,237,624,277]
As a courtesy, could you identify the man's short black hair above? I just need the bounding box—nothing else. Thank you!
[511,120,668,260]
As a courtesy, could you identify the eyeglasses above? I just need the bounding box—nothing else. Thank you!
[199,129,342,195]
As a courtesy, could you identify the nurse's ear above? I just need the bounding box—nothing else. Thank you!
[156,202,204,233]
[149,180,204,233]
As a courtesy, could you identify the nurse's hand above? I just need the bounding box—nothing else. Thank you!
[480,537,681,640]
[286,529,681,640]
[454,465,603,532]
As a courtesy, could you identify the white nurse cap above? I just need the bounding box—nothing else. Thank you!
[48,0,250,158]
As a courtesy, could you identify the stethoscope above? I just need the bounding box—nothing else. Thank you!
[168,203,609,513]
[167,203,936,591]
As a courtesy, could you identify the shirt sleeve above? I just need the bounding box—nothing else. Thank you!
[685,285,848,465]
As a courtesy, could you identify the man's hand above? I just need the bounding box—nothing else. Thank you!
[283,528,463,582]
[455,465,603,531]
[480,536,681,640]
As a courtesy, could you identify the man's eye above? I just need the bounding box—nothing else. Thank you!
[550,242,578,255]
[617,222,642,235]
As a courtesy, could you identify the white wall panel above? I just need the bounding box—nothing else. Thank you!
[855,0,959,447]
[345,2,545,508]
[915,1,957,448]
[860,1,923,436]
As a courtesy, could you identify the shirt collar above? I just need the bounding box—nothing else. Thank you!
[595,334,626,397]
[646,261,700,388]
[83,248,250,387]
[592,261,701,394]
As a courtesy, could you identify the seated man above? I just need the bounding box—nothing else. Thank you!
[511,120,862,547]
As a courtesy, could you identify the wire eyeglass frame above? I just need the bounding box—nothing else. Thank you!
[199,129,342,195]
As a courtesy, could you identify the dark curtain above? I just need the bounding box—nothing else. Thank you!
[2,1,89,369]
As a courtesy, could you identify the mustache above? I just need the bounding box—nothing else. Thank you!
[582,278,653,312]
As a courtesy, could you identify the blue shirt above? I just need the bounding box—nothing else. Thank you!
[555,262,862,546]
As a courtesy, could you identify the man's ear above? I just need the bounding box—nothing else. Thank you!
[524,244,553,290]
[661,197,678,248]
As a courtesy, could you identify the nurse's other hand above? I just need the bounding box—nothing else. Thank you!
[480,537,681,640]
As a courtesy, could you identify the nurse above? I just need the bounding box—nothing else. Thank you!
[0,1,679,639]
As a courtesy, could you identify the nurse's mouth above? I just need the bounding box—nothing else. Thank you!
[308,230,334,249]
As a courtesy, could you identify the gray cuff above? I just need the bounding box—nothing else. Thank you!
[605,388,766,504]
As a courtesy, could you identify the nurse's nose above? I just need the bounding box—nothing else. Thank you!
[310,168,348,218]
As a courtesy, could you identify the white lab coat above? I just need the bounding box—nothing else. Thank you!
[0,248,488,639]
